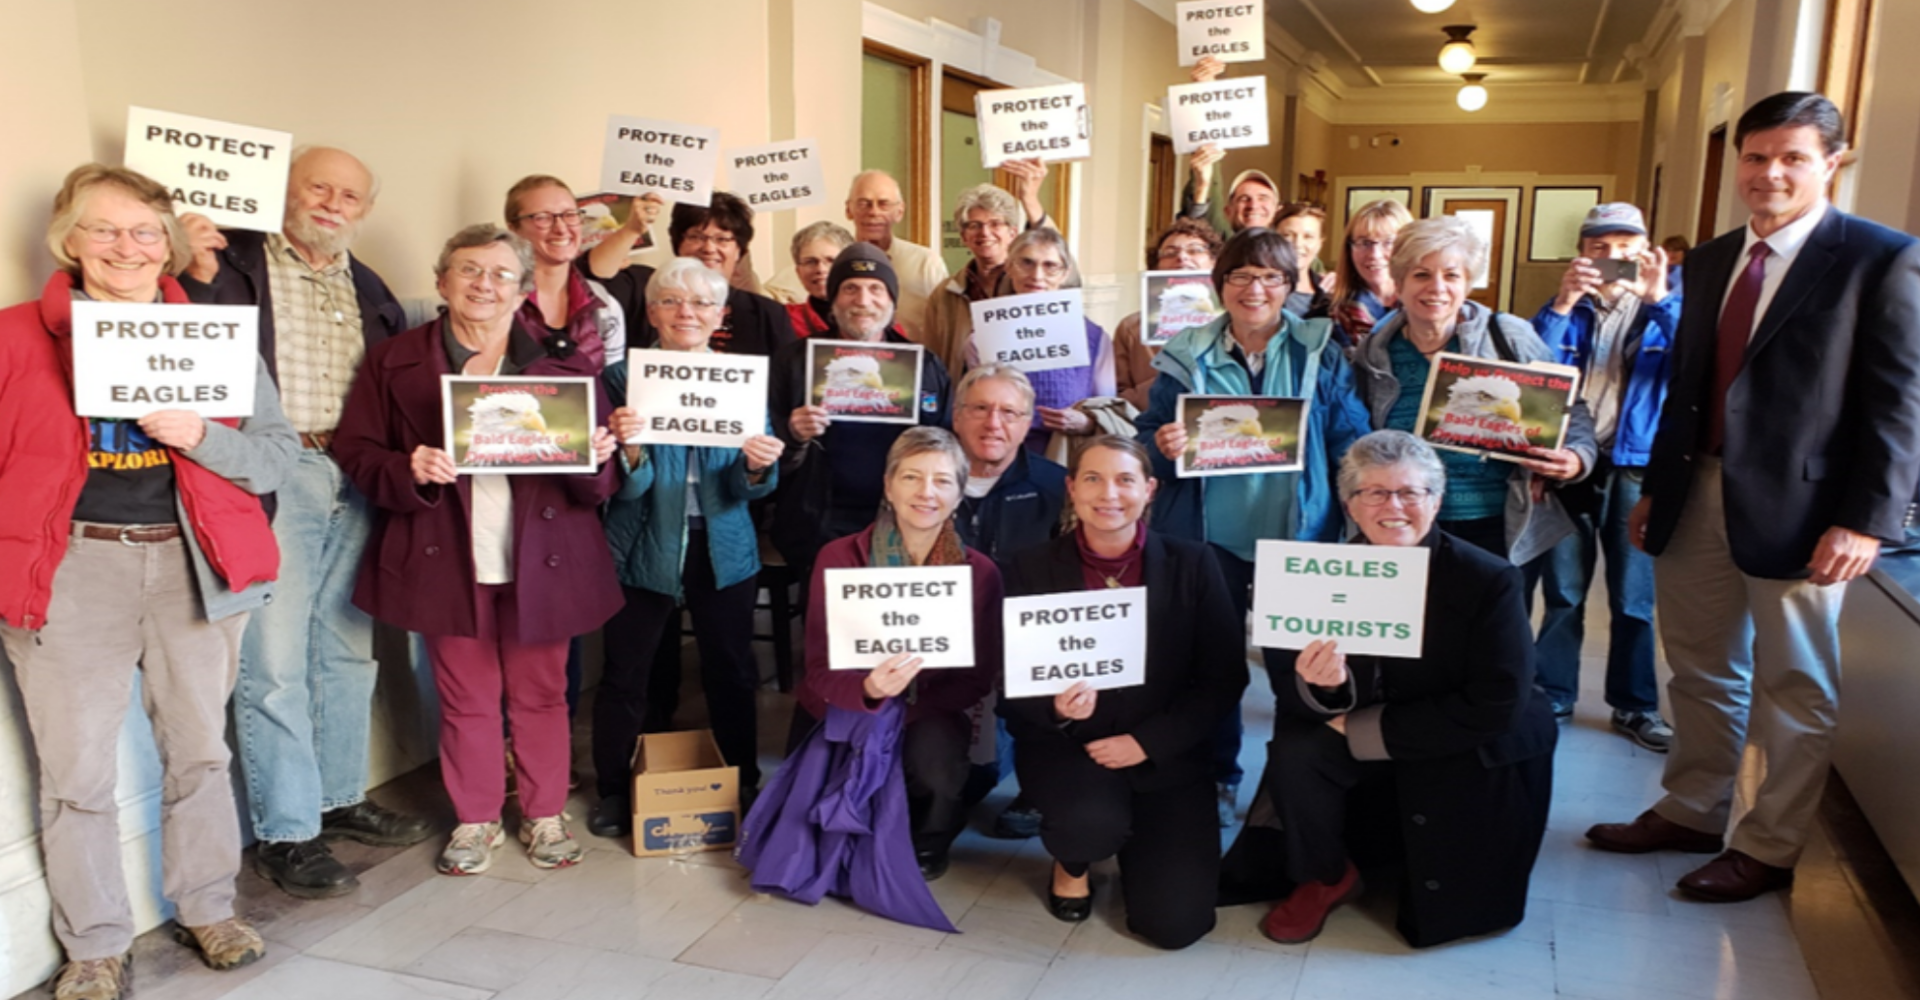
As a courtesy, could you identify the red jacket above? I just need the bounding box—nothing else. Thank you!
[331,318,622,642]
[0,273,279,630]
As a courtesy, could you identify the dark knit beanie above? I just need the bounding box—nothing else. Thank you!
[826,242,899,306]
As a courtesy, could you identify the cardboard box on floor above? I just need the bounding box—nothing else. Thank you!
[631,730,739,857]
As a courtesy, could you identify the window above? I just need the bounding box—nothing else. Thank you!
[861,42,931,245]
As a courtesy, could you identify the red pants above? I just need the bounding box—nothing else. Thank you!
[423,585,570,821]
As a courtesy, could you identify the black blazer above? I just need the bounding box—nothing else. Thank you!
[178,229,407,384]
[1642,208,1920,578]
[999,531,1248,792]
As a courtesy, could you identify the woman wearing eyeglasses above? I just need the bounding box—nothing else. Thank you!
[1220,430,1555,949]
[504,176,621,372]
[1327,199,1413,347]
[978,227,1117,453]
[332,224,622,877]
[591,259,786,839]
[1133,227,1372,821]
[1112,219,1225,411]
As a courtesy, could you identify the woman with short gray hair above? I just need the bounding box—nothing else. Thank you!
[784,220,855,337]
[923,183,1031,376]
[1348,217,1596,567]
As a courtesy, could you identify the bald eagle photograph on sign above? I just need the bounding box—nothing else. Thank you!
[1414,353,1580,463]
[1176,394,1307,478]
[805,339,923,425]
[442,375,597,475]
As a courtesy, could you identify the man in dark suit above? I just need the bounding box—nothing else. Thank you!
[1587,93,1920,902]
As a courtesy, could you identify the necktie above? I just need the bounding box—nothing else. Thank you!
[1705,242,1771,454]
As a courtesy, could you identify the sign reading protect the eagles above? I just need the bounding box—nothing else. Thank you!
[974,82,1092,168]
[805,339,922,425]
[969,289,1089,373]
[825,566,975,670]
[1414,353,1579,463]
[1167,76,1270,154]
[123,108,291,232]
[1252,540,1429,658]
[70,301,259,419]
[1002,588,1148,699]
[1175,0,1264,66]
[602,115,721,207]
[1141,271,1224,346]
[441,375,596,475]
[724,138,825,211]
[1175,394,1305,478]
[624,348,767,448]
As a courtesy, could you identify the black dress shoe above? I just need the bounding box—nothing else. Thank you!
[916,849,950,881]
[1047,886,1093,922]
[321,801,433,847]
[256,838,357,899]
[588,794,632,838]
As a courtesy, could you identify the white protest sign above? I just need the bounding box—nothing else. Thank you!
[123,107,291,232]
[974,82,1092,168]
[602,116,722,207]
[1003,588,1148,699]
[825,566,975,670]
[968,290,1089,373]
[1168,76,1270,154]
[1252,540,1430,658]
[70,301,259,419]
[624,348,767,447]
[725,138,825,212]
[1176,0,1265,66]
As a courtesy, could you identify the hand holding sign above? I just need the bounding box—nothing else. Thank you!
[1293,639,1350,688]
[1054,681,1097,721]
[863,654,926,700]
[137,410,207,451]
[1253,540,1430,658]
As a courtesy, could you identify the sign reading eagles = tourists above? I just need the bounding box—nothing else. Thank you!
[974,82,1092,168]
[1252,540,1430,658]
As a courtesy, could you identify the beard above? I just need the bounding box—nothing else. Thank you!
[832,307,893,340]
[285,211,359,260]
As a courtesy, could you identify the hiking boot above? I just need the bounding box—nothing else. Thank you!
[50,955,128,1000]
[172,917,265,970]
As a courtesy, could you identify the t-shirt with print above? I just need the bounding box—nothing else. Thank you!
[70,419,178,525]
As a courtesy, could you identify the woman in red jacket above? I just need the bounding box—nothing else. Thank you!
[332,224,622,877]
[0,164,298,999]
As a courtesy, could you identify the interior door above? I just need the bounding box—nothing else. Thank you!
[1439,198,1509,311]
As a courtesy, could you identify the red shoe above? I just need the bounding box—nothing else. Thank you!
[1261,862,1361,944]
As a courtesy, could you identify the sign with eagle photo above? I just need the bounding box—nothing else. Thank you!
[1140,270,1224,346]
[1175,394,1307,478]
[1414,353,1580,462]
[805,339,923,425]
[442,375,597,475]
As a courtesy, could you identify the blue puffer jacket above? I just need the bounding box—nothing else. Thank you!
[603,361,778,598]
[1530,290,1680,468]
[1134,312,1371,557]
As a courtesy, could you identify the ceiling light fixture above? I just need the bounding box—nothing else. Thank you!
[1456,73,1489,112]
[1438,25,1477,74]
[1410,0,1456,12]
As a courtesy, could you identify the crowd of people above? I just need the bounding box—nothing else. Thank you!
[2,86,1916,1000]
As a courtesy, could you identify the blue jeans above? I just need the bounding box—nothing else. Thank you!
[235,452,377,842]
[1534,463,1659,712]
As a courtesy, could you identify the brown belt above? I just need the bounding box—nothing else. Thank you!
[300,431,335,451]
[74,522,182,544]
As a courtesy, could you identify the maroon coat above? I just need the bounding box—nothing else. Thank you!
[332,317,622,643]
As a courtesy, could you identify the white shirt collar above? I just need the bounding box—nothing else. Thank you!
[1740,200,1827,265]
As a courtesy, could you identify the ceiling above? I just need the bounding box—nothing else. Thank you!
[1268,0,1668,89]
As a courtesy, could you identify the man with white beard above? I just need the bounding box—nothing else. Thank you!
[179,146,429,900]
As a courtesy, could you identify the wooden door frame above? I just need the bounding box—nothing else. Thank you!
[863,40,933,247]
[1423,186,1523,313]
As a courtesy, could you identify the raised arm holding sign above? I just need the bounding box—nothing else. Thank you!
[1167,76,1269,155]
[124,107,292,232]
[1175,0,1264,66]
[974,83,1092,168]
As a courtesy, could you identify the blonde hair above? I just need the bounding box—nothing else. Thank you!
[1331,199,1413,315]
[1389,215,1487,287]
[46,164,191,278]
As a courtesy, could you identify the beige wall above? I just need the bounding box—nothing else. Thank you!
[0,1,93,304]
[1294,103,1334,202]
[1325,121,1642,191]
[873,0,1089,80]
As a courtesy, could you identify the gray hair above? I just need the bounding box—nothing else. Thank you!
[434,224,535,293]
[290,144,381,203]
[790,220,854,262]
[1389,216,1487,287]
[1002,226,1082,290]
[45,163,191,278]
[950,183,1024,232]
[883,426,968,484]
[1336,430,1447,502]
[955,362,1036,413]
[647,256,730,305]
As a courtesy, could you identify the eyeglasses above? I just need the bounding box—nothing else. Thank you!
[76,223,166,246]
[1156,242,1213,262]
[1349,238,1393,252]
[653,297,720,311]
[1223,270,1287,288]
[1011,258,1068,278]
[453,262,521,286]
[852,199,900,212]
[1350,487,1436,507]
[959,220,1013,236]
[957,402,1029,424]
[682,230,738,249]
[515,210,582,229]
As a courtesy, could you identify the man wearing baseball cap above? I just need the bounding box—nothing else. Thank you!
[1531,203,1681,750]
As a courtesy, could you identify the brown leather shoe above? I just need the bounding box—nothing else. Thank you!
[1585,809,1723,854]
[1677,850,1793,902]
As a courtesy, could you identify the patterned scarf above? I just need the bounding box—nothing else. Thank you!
[868,505,968,569]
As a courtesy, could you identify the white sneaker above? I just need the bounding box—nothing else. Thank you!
[438,821,505,875]
[520,815,583,869]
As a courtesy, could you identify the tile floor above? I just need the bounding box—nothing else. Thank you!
[17,609,1917,1000]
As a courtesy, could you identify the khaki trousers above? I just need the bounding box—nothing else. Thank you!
[1650,460,1844,867]
[0,530,246,960]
